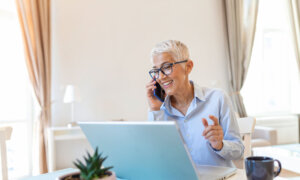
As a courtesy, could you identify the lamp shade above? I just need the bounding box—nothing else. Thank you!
[63,85,80,103]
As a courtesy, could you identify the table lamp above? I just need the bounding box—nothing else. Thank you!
[63,85,80,127]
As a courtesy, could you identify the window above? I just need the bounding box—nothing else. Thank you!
[241,0,300,116]
[0,0,33,179]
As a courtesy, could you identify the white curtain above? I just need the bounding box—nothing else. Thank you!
[289,0,300,72]
[224,0,259,117]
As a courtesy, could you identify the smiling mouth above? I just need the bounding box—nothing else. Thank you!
[162,80,173,88]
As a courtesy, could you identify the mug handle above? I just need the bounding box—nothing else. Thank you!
[273,159,282,177]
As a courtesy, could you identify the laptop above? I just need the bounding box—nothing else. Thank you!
[78,121,237,180]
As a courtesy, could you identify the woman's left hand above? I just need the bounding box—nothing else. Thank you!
[202,115,224,150]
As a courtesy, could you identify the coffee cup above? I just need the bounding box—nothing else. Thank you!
[245,156,281,180]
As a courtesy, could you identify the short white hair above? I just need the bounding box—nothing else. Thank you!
[150,40,190,63]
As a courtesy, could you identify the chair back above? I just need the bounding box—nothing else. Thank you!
[0,127,12,180]
[234,117,256,169]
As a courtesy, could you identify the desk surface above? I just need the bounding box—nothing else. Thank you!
[253,144,300,174]
[21,167,287,180]
[21,167,246,180]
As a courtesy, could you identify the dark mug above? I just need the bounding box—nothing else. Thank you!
[245,156,281,180]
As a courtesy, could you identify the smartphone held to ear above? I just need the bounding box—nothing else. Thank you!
[153,81,165,102]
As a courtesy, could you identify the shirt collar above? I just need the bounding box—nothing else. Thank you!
[160,95,171,111]
[192,81,206,102]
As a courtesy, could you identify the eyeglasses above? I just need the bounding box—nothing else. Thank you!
[149,60,188,79]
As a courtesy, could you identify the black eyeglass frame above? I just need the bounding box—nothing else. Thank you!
[148,60,188,79]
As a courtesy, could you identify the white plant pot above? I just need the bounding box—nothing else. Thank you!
[57,171,117,180]
[97,171,116,180]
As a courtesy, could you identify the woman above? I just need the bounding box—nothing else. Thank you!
[145,40,244,167]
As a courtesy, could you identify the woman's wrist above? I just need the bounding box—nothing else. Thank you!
[211,141,223,151]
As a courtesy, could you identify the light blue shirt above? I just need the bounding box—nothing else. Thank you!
[148,82,244,167]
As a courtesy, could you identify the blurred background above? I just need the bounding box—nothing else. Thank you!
[1,0,300,179]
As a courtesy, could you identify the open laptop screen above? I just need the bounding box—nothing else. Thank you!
[79,121,199,180]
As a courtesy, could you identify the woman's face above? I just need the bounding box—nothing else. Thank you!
[152,52,192,96]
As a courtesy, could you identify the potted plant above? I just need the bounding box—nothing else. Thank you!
[57,147,116,180]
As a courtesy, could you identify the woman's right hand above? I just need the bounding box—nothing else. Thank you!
[146,79,163,111]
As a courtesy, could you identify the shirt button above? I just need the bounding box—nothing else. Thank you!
[184,119,188,123]
[186,134,190,138]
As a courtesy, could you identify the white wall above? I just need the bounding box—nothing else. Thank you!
[51,0,230,126]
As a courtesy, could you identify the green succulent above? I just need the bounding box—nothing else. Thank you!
[73,147,113,180]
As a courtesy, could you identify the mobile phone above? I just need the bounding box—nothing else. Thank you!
[153,80,165,102]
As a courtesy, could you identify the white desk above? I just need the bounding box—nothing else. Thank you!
[253,144,300,174]
[22,168,245,180]
[229,170,285,180]
[47,126,93,172]
[20,168,288,180]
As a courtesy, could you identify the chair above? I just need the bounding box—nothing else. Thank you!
[233,117,256,169]
[0,127,12,180]
[251,126,277,147]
